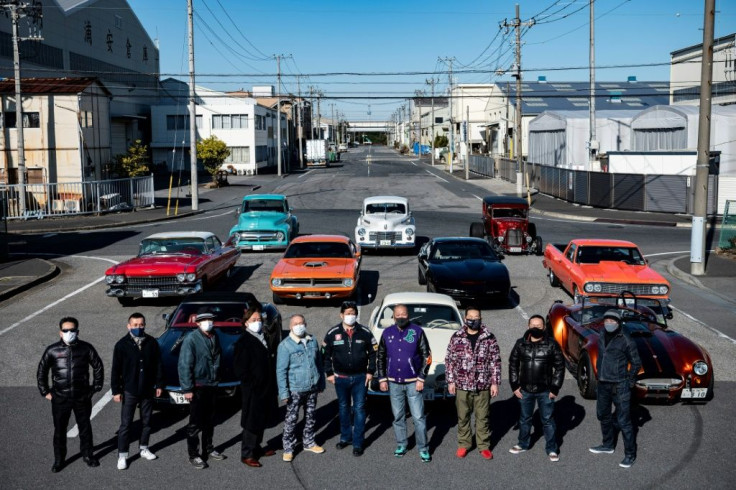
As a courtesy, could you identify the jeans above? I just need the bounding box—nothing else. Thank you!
[118,393,154,454]
[597,381,636,457]
[455,389,491,451]
[52,395,93,462]
[186,386,217,459]
[388,382,428,452]
[335,375,367,449]
[517,390,558,454]
[282,390,318,454]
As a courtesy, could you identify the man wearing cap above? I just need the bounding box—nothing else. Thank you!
[589,309,642,469]
[323,301,377,456]
[178,312,226,469]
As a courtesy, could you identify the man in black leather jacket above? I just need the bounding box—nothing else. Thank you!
[37,317,104,472]
[508,315,565,462]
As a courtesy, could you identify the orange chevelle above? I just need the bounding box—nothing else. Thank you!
[269,235,361,304]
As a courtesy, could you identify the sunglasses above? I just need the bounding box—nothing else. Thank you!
[61,328,78,333]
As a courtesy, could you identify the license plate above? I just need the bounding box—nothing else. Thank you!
[681,388,707,399]
[169,392,189,404]
[304,292,321,297]
[509,247,522,253]
[253,245,264,251]
[423,390,435,401]
[380,240,392,246]
[142,289,159,298]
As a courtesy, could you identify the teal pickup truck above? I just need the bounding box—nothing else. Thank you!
[229,194,299,251]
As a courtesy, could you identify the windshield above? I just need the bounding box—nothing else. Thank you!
[491,207,527,219]
[139,238,205,255]
[366,203,406,215]
[577,246,645,265]
[378,304,461,330]
[242,199,286,213]
[284,241,352,259]
[575,296,666,326]
[171,303,250,326]
[431,241,497,261]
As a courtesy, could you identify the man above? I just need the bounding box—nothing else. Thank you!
[178,312,226,469]
[377,304,432,463]
[277,314,325,463]
[111,312,163,470]
[37,317,104,472]
[589,309,642,468]
[323,301,377,456]
[508,314,565,462]
[445,306,501,460]
[234,304,277,468]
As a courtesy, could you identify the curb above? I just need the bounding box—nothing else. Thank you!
[0,259,59,302]
[666,256,705,289]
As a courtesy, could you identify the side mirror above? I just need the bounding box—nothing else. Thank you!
[234,207,240,215]
[289,207,294,213]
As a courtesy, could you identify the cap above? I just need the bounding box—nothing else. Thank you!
[195,312,216,322]
[603,309,621,322]
[341,301,358,313]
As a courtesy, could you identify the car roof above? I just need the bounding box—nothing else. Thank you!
[379,292,459,308]
[176,292,259,305]
[432,237,489,245]
[242,194,286,202]
[145,231,214,240]
[482,196,529,206]
[291,234,351,244]
[571,239,638,247]
[363,196,409,205]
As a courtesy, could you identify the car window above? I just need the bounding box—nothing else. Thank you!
[139,238,205,255]
[378,304,461,330]
[491,207,527,219]
[577,246,646,265]
[284,242,352,258]
[243,199,285,213]
[205,237,216,252]
[431,241,496,260]
[366,203,406,214]
[566,244,577,262]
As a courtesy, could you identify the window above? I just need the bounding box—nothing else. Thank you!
[255,145,269,162]
[80,111,93,128]
[224,147,250,163]
[255,115,266,130]
[166,114,202,130]
[4,112,40,128]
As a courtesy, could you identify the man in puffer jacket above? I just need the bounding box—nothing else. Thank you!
[508,315,565,462]
[37,317,104,473]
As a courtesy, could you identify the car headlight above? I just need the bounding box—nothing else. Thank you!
[114,275,125,284]
[176,273,186,282]
[525,235,532,243]
[693,361,708,376]
[652,285,668,295]
[343,278,354,287]
[405,228,414,237]
[276,231,285,241]
[498,236,504,243]
[584,283,602,293]
[105,275,115,284]
[271,278,282,287]
[177,273,196,282]
[358,228,366,237]
[232,232,240,242]
[584,283,594,293]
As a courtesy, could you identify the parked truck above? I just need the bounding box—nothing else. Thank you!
[542,239,671,306]
[305,139,329,168]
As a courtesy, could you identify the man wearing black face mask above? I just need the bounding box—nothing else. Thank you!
[589,309,641,469]
[508,315,564,462]
[111,312,163,470]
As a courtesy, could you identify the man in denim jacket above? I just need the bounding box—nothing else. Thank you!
[277,314,326,462]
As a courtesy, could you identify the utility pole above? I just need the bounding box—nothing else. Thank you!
[276,54,282,176]
[297,76,304,169]
[331,103,335,143]
[317,92,322,139]
[426,78,437,166]
[691,0,715,276]
[439,57,456,173]
[588,0,598,171]
[465,105,470,180]
[187,0,198,210]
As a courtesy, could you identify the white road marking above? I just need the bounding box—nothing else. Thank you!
[515,304,530,321]
[191,210,233,221]
[42,233,58,238]
[644,250,716,257]
[411,161,418,166]
[67,390,113,438]
[671,305,736,345]
[298,169,314,179]
[472,194,483,201]
[425,170,449,183]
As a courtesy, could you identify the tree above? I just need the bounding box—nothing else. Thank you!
[197,136,230,185]
[113,139,150,177]
[434,134,448,148]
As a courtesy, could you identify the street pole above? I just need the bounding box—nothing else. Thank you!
[297,76,304,169]
[439,57,456,174]
[588,0,597,171]
[514,4,523,195]
[10,4,26,215]
[427,78,436,166]
[465,105,470,180]
[691,0,715,276]
[276,54,282,177]
[317,92,322,139]
[187,0,198,210]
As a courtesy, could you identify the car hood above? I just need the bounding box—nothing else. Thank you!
[579,262,667,283]
[234,212,288,230]
[273,258,355,277]
[629,328,705,377]
[360,214,412,230]
[110,255,202,275]
[429,259,508,281]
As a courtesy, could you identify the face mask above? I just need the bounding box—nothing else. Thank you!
[395,317,409,328]
[343,315,357,326]
[247,321,262,334]
[199,321,214,333]
[130,328,145,338]
[529,328,544,339]
[604,321,619,333]
[465,318,481,330]
[292,324,307,337]
[62,331,77,344]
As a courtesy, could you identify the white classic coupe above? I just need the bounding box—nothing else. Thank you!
[354,196,416,250]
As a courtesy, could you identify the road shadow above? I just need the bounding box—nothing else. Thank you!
[427,399,457,451]
[357,270,379,306]
[489,395,521,451]
[550,395,586,451]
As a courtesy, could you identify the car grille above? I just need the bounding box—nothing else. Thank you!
[280,278,346,287]
[124,276,181,293]
[596,283,663,295]
[368,231,402,242]
[239,231,279,242]
[636,377,683,390]
[505,229,523,247]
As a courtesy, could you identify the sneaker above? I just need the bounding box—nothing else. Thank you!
[282,452,293,463]
[509,445,527,455]
[589,445,615,454]
[189,456,207,469]
[549,452,560,462]
[140,448,157,461]
[456,447,468,458]
[419,450,432,463]
[335,441,351,450]
[117,455,127,470]
[207,450,226,461]
[394,446,408,458]
[480,449,493,460]
[619,455,636,468]
[304,445,325,454]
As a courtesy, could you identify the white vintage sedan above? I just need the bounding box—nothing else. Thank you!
[354,196,416,250]
[367,292,463,400]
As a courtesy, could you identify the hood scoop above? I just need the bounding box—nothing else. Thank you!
[304,261,327,268]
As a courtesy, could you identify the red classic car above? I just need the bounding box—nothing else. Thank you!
[547,293,714,403]
[469,196,543,256]
[105,232,240,305]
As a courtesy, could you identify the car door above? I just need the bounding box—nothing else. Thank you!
[559,243,577,293]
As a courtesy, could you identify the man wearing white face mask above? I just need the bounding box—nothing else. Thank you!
[322,301,377,456]
[276,314,325,462]
[178,312,225,469]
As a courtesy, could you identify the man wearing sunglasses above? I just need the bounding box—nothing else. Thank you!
[37,317,104,473]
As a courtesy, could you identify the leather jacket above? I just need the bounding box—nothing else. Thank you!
[37,339,104,399]
[508,329,565,395]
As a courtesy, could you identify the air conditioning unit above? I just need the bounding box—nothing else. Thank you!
[64,199,81,213]
[52,200,66,212]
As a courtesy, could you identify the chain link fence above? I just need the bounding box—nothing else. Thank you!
[718,200,736,252]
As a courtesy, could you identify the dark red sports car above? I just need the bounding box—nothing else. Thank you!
[547,293,714,403]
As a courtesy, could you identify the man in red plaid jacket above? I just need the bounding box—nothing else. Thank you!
[445,306,501,461]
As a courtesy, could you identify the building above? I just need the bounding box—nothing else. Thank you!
[670,33,736,106]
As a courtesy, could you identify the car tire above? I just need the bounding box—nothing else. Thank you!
[577,352,597,400]
[548,269,559,287]
[469,222,485,238]
[272,292,284,305]
[418,267,427,285]
[528,222,537,238]
[533,236,544,256]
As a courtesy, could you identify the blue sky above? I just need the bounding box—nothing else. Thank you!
[128,0,736,121]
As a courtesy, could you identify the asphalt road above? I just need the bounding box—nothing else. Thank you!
[1,145,734,489]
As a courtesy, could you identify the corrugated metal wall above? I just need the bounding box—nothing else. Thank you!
[613,174,645,210]
[644,175,687,213]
